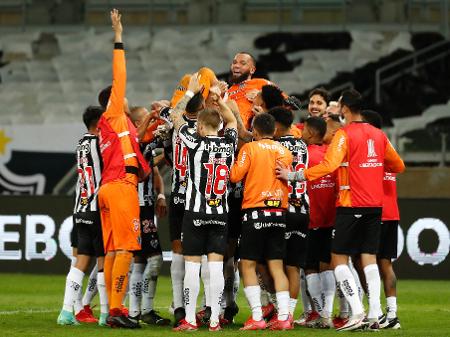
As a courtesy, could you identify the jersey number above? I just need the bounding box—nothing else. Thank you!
[174,143,188,178]
[203,163,228,196]
[288,163,306,195]
[77,166,94,199]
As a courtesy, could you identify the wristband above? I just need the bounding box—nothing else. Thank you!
[185,90,195,98]
[157,193,166,200]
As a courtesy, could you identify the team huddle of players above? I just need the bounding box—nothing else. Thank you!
[57,9,405,332]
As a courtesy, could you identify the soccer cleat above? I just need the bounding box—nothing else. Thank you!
[305,311,321,328]
[269,317,294,331]
[83,305,94,316]
[196,306,211,326]
[98,313,108,326]
[209,321,222,331]
[315,316,333,329]
[332,315,349,329]
[222,302,239,325]
[172,319,198,331]
[75,308,98,323]
[141,310,171,326]
[240,316,267,330]
[173,307,186,327]
[294,310,320,326]
[57,310,79,325]
[379,315,401,329]
[120,305,129,317]
[262,303,276,321]
[265,315,278,329]
[335,313,366,332]
[107,309,141,329]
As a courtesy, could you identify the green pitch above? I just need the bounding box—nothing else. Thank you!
[1,273,449,337]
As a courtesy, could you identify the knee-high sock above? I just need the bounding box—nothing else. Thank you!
[386,296,397,319]
[110,252,133,311]
[244,286,262,321]
[208,261,224,324]
[129,263,144,317]
[334,265,364,316]
[300,269,312,313]
[336,281,350,317]
[201,255,211,308]
[171,253,185,309]
[233,269,240,302]
[364,264,382,320]
[276,291,290,321]
[142,255,163,315]
[320,270,336,318]
[62,266,84,313]
[349,260,364,302]
[223,257,235,308]
[82,263,98,307]
[104,254,115,306]
[184,261,201,325]
[97,271,109,314]
[306,273,323,314]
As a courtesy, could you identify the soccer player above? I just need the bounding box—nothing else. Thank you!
[323,101,341,121]
[127,106,170,326]
[361,109,401,330]
[307,88,330,118]
[230,113,293,331]
[96,9,150,329]
[57,106,108,327]
[269,107,309,326]
[276,89,405,331]
[168,75,237,331]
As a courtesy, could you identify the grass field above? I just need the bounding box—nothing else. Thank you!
[1,274,449,337]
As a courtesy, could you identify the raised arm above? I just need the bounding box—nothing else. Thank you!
[210,86,237,130]
[226,99,252,143]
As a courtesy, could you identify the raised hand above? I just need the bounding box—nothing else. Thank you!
[187,72,203,94]
[110,8,122,37]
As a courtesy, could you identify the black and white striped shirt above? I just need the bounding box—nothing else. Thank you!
[170,115,197,198]
[179,125,238,214]
[277,135,309,214]
[74,133,102,213]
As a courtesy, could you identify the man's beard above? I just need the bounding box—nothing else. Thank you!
[228,70,251,85]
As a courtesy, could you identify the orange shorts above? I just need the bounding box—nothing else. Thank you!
[98,180,141,252]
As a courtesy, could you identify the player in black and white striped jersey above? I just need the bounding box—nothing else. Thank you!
[58,106,108,326]
[269,107,309,321]
[170,74,237,331]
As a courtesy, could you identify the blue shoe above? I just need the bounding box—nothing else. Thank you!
[99,313,109,326]
[57,310,79,325]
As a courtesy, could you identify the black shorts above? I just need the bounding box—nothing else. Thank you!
[182,211,228,256]
[135,205,162,257]
[378,220,399,260]
[73,211,104,257]
[227,194,243,241]
[284,210,309,267]
[332,207,381,256]
[239,208,286,261]
[305,227,333,270]
[71,215,78,248]
[169,194,185,242]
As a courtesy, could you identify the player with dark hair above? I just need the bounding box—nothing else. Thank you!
[96,10,150,329]
[230,113,293,331]
[269,107,309,328]
[308,87,330,118]
[276,88,405,331]
[169,75,237,331]
[252,85,285,115]
[362,109,401,330]
[57,106,108,327]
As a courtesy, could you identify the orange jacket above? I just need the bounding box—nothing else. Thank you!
[230,139,292,209]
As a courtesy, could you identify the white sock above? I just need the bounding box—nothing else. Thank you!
[334,265,364,316]
[62,266,84,313]
[97,271,109,314]
[171,253,185,309]
[142,255,163,315]
[289,298,298,315]
[260,289,270,306]
[386,296,397,319]
[320,270,336,318]
[129,263,144,317]
[276,291,290,321]
[82,263,98,307]
[300,269,312,313]
[244,286,262,321]
[364,264,382,319]
[201,255,211,308]
[184,261,201,325]
[306,273,323,314]
[208,261,224,325]
[349,260,364,302]
[336,281,350,318]
[233,269,240,303]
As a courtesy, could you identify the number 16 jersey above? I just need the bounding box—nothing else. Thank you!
[179,125,238,215]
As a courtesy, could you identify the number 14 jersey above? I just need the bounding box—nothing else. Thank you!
[179,125,238,215]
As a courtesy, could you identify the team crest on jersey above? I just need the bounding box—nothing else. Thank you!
[133,219,140,232]
[207,198,222,207]
[264,199,281,207]
[288,198,302,208]
[142,219,155,233]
